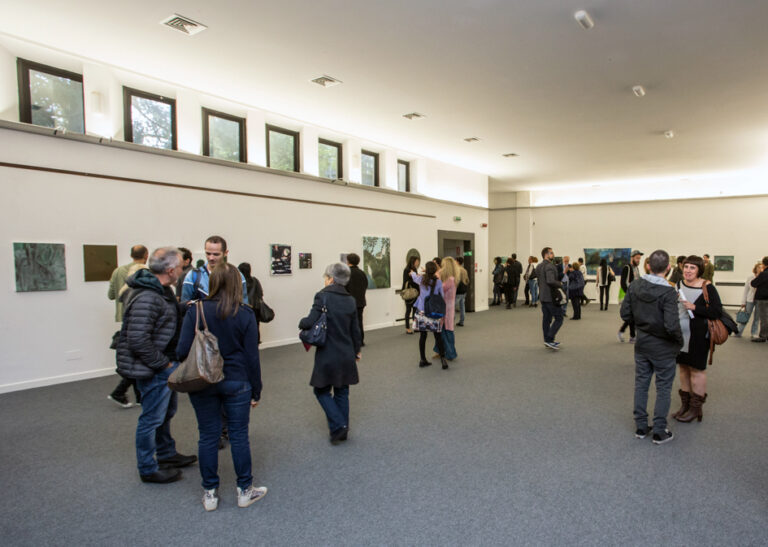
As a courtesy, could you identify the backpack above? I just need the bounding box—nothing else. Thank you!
[424,283,446,318]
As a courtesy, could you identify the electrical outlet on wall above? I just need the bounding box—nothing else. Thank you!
[65,350,82,361]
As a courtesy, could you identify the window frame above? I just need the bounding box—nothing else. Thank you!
[360,149,380,187]
[201,107,247,163]
[318,138,343,180]
[123,86,177,150]
[397,159,411,192]
[17,58,85,132]
[266,124,300,172]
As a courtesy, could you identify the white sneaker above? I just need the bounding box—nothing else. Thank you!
[202,488,218,512]
[237,485,268,508]
[617,331,625,343]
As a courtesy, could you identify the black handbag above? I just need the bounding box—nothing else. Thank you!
[299,293,328,347]
[424,283,446,318]
[253,297,275,323]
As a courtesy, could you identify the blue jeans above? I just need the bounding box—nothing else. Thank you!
[455,294,466,324]
[135,363,179,475]
[529,279,539,304]
[738,302,760,337]
[189,380,254,490]
[314,385,349,434]
[633,353,676,434]
[541,302,564,343]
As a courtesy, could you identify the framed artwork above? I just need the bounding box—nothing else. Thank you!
[270,244,291,275]
[83,244,118,282]
[299,253,312,269]
[13,242,67,292]
[714,255,734,272]
[583,248,632,276]
[362,236,391,289]
[339,253,348,264]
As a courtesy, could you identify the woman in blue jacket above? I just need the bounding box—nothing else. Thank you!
[176,263,266,512]
[411,261,448,369]
[299,263,362,445]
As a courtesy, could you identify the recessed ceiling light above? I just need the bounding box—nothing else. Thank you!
[632,85,646,97]
[160,14,207,35]
[502,153,519,158]
[463,137,481,143]
[574,10,594,30]
[311,75,343,88]
[403,112,426,120]
[664,130,675,139]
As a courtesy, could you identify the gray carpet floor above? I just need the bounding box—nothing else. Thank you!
[1,303,767,546]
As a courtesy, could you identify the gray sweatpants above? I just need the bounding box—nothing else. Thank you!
[634,353,677,434]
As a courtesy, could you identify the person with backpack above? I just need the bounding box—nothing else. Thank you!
[533,247,565,350]
[671,255,723,424]
[491,257,504,306]
[410,261,448,370]
[180,236,248,305]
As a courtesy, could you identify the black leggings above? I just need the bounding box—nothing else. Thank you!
[419,331,444,360]
[599,285,610,308]
[404,300,417,329]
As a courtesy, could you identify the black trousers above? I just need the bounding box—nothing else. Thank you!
[404,300,417,329]
[357,307,365,344]
[419,331,444,360]
[620,320,636,337]
[599,285,610,309]
[524,282,530,303]
[111,376,141,402]
[570,296,582,319]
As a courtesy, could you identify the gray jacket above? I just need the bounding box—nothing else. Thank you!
[533,259,562,303]
[116,269,181,380]
[620,276,683,360]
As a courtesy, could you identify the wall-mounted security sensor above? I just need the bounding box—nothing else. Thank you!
[574,10,594,30]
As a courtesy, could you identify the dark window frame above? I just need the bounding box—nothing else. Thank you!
[123,86,177,150]
[202,107,247,163]
[361,149,380,187]
[266,124,300,172]
[397,159,411,192]
[318,138,343,180]
[17,58,85,132]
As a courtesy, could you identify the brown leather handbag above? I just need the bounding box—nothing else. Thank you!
[702,282,729,365]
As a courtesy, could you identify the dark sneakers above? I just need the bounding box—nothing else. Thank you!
[330,426,349,445]
[418,360,431,368]
[158,453,198,468]
[652,429,674,445]
[634,426,651,439]
[140,468,182,483]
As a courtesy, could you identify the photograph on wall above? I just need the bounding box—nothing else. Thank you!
[362,236,391,289]
[13,242,67,292]
[583,248,632,276]
[299,253,312,269]
[714,255,734,272]
[339,253,348,264]
[83,244,118,282]
[270,244,292,275]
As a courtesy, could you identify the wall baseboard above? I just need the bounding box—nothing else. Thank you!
[0,367,116,395]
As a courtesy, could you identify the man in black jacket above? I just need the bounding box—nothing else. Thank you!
[621,250,683,445]
[751,256,768,342]
[618,250,643,342]
[504,254,523,309]
[116,247,196,483]
[346,253,368,346]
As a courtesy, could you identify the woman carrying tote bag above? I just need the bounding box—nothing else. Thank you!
[176,263,266,512]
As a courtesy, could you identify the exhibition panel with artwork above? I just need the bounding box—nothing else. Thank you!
[299,253,312,269]
[714,255,734,272]
[271,244,291,275]
[83,244,118,282]
[14,242,67,292]
[583,248,631,276]
[363,236,391,289]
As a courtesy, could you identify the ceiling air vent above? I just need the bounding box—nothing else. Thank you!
[311,75,343,88]
[463,137,481,143]
[502,153,519,158]
[403,112,426,120]
[160,14,208,36]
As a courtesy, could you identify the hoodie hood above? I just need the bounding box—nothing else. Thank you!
[126,268,164,295]
[634,277,674,303]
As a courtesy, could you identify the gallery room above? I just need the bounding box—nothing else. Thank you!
[1,1,767,544]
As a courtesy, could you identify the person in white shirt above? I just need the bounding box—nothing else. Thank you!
[737,262,762,338]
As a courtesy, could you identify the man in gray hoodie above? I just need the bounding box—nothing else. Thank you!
[620,249,684,445]
[533,247,564,349]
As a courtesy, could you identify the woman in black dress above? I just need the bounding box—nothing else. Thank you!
[402,255,420,334]
[672,255,722,423]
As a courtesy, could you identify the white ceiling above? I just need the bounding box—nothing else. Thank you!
[3,0,768,192]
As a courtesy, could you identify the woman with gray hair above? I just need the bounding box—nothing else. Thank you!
[299,263,362,444]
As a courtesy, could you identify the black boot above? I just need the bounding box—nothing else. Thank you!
[441,357,449,370]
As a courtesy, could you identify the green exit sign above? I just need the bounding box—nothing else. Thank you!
[453,216,462,221]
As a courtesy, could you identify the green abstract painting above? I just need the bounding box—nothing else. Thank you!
[363,236,391,289]
[14,243,67,292]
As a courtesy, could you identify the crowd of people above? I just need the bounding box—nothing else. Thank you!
[105,236,767,512]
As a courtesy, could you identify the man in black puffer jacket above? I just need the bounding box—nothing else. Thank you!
[116,247,197,483]
[621,249,683,445]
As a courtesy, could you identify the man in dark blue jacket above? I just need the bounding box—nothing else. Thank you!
[621,250,683,445]
[751,257,768,342]
[117,247,197,483]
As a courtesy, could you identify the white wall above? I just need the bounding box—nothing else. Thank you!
[490,197,768,305]
[0,127,489,392]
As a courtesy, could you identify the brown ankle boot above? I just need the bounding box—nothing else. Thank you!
[671,390,690,419]
[675,393,707,423]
